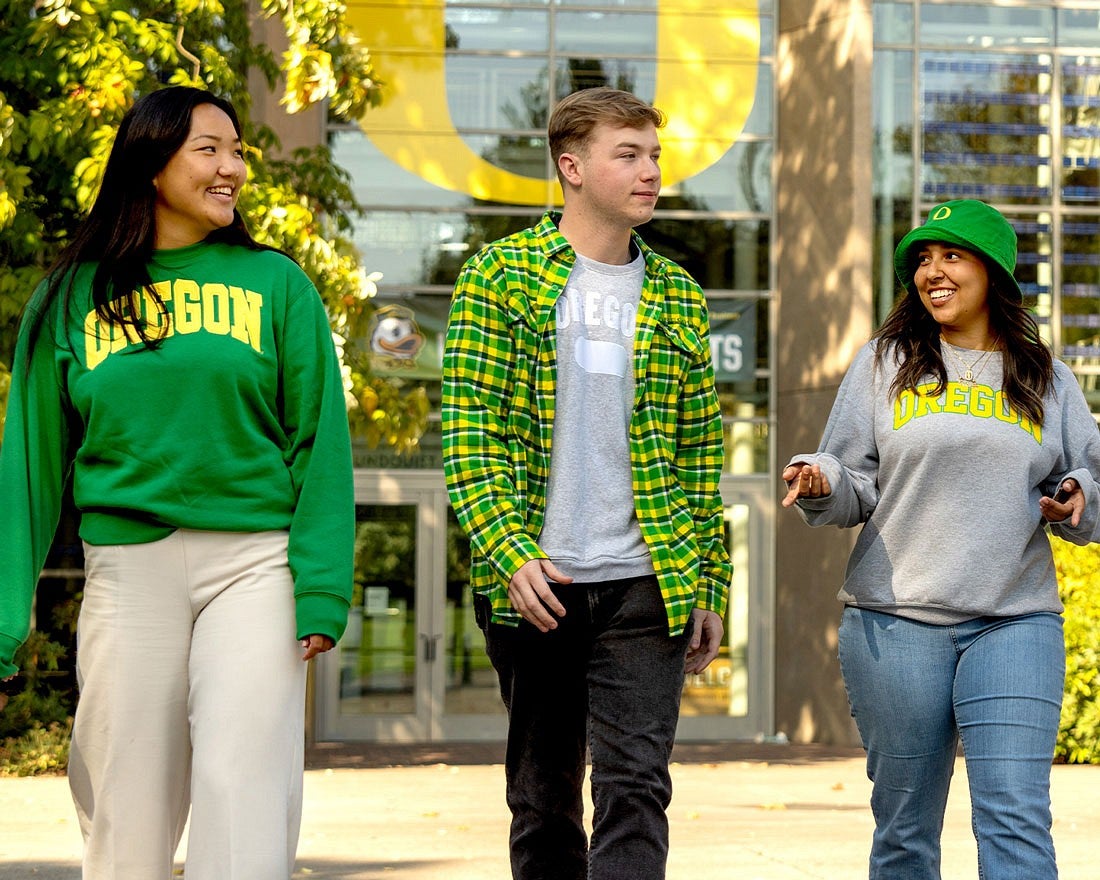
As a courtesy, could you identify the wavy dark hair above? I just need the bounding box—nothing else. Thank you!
[873,269,1054,425]
[25,86,276,357]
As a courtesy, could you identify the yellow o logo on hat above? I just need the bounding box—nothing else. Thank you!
[931,206,953,221]
[347,0,761,206]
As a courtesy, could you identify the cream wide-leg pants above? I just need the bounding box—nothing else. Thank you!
[68,529,307,880]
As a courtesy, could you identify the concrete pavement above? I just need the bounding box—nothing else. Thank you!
[1,742,1097,879]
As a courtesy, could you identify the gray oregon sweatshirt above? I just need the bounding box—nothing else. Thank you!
[538,251,655,583]
[790,340,1100,624]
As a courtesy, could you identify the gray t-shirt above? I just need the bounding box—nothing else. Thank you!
[538,251,655,582]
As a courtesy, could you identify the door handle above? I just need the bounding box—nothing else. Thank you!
[420,633,442,662]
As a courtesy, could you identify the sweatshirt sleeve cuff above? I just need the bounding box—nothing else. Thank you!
[0,634,22,679]
[295,591,352,644]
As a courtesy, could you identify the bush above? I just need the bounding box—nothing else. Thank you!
[0,719,71,777]
[1052,536,1100,764]
[0,587,77,776]
[0,630,72,740]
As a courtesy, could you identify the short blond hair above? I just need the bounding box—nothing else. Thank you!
[548,87,665,177]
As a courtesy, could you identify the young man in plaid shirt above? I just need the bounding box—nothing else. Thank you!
[442,87,732,880]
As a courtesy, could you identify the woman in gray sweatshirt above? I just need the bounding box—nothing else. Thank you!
[782,199,1100,880]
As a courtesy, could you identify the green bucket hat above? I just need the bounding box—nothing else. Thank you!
[893,199,1022,302]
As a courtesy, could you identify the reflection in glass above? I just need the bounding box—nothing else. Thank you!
[918,5,1054,48]
[672,140,772,212]
[453,132,550,179]
[741,64,774,137]
[347,210,541,287]
[447,56,553,131]
[639,218,770,290]
[1061,60,1100,203]
[444,509,505,716]
[1008,213,1053,333]
[1057,9,1100,48]
[338,504,418,717]
[422,212,546,284]
[920,54,1052,205]
[1061,215,1100,368]
[331,129,473,210]
[445,7,549,52]
[873,2,914,43]
[681,505,749,717]
[556,11,657,55]
[560,57,653,96]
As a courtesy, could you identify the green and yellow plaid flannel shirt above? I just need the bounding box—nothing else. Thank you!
[442,213,731,634]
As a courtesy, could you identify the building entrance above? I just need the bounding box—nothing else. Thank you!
[313,471,773,742]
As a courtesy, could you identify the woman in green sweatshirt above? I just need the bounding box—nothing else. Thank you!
[0,87,354,879]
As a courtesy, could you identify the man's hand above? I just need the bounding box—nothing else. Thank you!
[508,558,573,632]
[685,609,724,674]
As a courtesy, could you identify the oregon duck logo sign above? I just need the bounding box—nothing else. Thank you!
[346,0,760,206]
[368,305,425,369]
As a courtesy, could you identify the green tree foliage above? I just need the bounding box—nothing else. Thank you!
[1051,536,1100,764]
[0,0,430,768]
[0,0,429,450]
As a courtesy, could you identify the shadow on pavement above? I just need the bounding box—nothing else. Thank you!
[293,859,489,878]
[0,860,80,879]
[304,739,866,770]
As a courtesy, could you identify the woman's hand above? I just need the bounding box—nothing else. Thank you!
[781,462,832,508]
[1039,479,1084,527]
[300,634,335,661]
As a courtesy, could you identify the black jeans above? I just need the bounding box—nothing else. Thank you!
[478,576,692,880]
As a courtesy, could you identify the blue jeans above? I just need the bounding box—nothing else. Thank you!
[478,576,692,880]
[838,607,1065,880]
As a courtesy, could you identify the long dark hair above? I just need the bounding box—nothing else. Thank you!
[26,86,271,357]
[872,273,1054,425]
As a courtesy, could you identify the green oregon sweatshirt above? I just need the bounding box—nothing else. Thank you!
[0,241,354,678]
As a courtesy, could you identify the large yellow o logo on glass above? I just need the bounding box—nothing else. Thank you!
[346,1,760,206]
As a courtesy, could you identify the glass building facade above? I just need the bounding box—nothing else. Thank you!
[873,1,1100,408]
[312,0,1100,743]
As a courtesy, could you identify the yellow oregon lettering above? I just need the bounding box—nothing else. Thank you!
[146,282,173,339]
[892,381,1041,443]
[175,280,202,334]
[84,311,112,370]
[993,391,1017,424]
[202,284,231,335]
[969,385,994,418]
[229,286,263,352]
[894,388,916,429]
[943,382,968,415]
[83,280,265,370]
[930,205,952,221]
[346,0,760,205]
[913,384,943,418]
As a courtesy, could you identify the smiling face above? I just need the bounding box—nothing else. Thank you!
[561,121,662,233]
[913,242,993,338]
[152,103,246,249]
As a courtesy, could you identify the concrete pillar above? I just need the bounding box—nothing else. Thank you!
[774,0,875,745]
[246,3,325,154]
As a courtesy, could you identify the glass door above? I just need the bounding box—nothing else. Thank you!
[312,471,507,741]
[314,471,773,742]
[436,504,508,738]
[675,475,775,740]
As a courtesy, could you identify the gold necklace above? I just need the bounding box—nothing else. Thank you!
[940,336,999,385]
